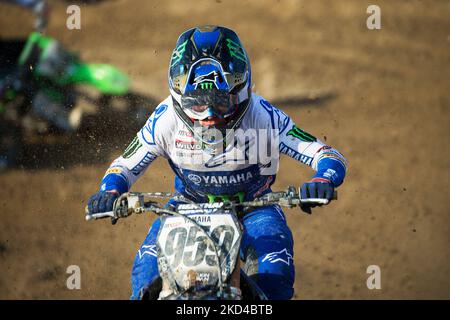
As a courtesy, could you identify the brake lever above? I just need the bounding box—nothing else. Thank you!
[298,190,338,215]
[110,196,131,225]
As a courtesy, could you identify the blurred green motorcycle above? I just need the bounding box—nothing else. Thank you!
[0,32,154,169]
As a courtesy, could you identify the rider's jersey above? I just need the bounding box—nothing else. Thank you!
[100,94,347,202]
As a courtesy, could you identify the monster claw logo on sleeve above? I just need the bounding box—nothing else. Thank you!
[287,125,317,142]
[123,136,142,159]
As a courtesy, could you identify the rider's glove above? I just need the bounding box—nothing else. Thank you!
[300,178,334,214]
[87,190,119,214]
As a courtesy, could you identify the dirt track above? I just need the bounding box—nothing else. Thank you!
[1,0,449,299]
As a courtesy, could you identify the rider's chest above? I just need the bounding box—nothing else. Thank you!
[169,129,254,171]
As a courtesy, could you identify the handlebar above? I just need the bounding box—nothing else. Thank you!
[85,186,337,222]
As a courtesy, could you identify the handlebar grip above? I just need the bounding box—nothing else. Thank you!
[298,190,338,206]
[85,205,116,221]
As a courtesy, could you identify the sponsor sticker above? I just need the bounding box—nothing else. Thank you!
[175,140,202,150]
[123,136,142,159]
[280,142,313,166]
[131,152,157,175]
[105,167,123,175]
[188,174,202,184]
[194,70,220,90]
[286,125,317,142]
[262,248,294,266]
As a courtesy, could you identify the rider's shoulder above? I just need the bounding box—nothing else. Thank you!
[251,93,285,112]
[249,93,266,109]
[139,96,177,146]
[246,93,290,129]
[146,96,178,124]
[151,96,176,118]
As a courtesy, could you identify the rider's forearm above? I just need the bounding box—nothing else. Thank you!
[100,166,129,194]
[278,121,347,187]
[312,146,347,187]
[99,135,159,194]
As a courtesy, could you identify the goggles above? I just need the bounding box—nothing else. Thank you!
[180,88,238,120]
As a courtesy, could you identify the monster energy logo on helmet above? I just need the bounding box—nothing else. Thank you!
[194,70,219,90]
[199,82,214,89]
[287,125,317,142]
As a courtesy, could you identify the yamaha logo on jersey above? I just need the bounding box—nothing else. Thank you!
[187,174,202,184]
[279,142,313,166]
[187,172,254,185]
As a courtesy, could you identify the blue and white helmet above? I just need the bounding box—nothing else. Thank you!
[168,25,252,136]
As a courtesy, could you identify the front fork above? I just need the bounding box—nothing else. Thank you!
[230,258,241,289]
[225,257,242,300]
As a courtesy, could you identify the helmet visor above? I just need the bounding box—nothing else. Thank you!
[180,88,238,120]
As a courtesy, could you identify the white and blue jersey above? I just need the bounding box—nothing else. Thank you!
[100,94,347,201]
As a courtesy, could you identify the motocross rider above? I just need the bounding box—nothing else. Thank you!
[87,26,347,300]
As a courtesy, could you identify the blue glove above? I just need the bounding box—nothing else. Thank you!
[300,178,334,214]
[87,191,119,214]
